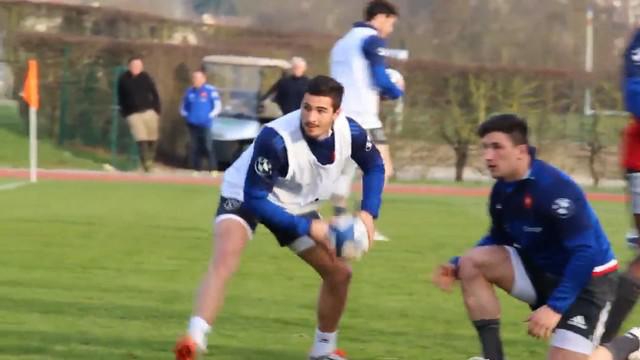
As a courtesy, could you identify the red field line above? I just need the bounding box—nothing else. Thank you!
[0,168,626,203]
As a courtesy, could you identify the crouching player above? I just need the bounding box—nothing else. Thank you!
[433,114,623,360]
[174,75,385,360]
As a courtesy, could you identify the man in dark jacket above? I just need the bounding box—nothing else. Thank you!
[261,56,309,115]
[117,56,161,172]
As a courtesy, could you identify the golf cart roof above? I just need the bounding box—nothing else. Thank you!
[202,55,291,69]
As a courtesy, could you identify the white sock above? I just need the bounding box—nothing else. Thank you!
[309,328,337,357]
[188,316,211,351]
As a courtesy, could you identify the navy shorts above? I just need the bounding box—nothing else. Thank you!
[215,196,320,247]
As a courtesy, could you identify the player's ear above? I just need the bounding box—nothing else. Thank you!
[517,143,529,158]
[332,107,342,120]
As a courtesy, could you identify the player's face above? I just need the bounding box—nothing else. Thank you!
[300,94,340,139]
[481,132,527,180]
[378,15,397,38]
[128,59,143,76]
[192,71,206,88]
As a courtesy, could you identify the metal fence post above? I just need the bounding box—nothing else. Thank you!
[58,45,70,145]
[110,65,125,166]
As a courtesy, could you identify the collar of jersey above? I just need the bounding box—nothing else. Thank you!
[353,21,377,31]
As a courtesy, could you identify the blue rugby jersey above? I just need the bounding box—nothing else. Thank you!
[624,29,640,117]
[453,149,617,314]
[180,84,221,128]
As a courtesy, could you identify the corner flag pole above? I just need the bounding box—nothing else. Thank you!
[22,59,39,183]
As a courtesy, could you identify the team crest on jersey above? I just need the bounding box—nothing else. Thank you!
[254,156,272,177]
[632,48,640,64]
[223,198,241,211]
[365,136,373,151]
[551,198,575,219]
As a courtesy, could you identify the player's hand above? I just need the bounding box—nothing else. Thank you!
[526,305,561,340]
[356,210,375,249]
[309,219,334,257]
[432,263,457,292]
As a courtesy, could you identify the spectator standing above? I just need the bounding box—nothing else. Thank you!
[180,70,222,175]
[261,56,309,115]
[117,56,162,172]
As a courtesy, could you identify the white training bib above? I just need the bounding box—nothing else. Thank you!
[330,26,381,129]
[221,110,352,214]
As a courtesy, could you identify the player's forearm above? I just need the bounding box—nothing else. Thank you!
[360,164,384,218]
[625,78,640,118]
[371,64,403,99]
[244,194,310,239]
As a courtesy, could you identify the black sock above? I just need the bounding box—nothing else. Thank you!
[602,273,640,343]
[333,206,348,216]
[473,319,504,360]
[604,331,640,360]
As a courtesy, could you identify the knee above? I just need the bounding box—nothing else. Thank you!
[628,258,640,279]
[210,257,239,280]
[324,264,352,286]
[457,251,484,281]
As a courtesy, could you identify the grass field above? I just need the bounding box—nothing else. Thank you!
[0,180,638,360]
[0,105,103,170]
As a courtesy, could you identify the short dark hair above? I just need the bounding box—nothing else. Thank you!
[305,75,344,111]
[477,113,529,145]
[365,0,398,21]
[128,56,143,64]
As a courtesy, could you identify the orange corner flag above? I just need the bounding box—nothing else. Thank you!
[22,59,39,110]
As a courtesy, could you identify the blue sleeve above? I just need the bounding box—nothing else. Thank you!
[208,86,222,118]
[625,78,640,118]
[624,30,640,118]
[545,185,598,314]
[348,118,385,218]
[180,89,190,117]
[243,127,312,244]
[362,35,404,100]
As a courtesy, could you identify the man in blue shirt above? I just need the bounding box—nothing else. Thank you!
[180,70,221,173]
[433,114,624,360]
[175,76,385,360]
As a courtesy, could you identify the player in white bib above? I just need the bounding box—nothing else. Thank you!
[174,76,385,360]
[329,0,404,241]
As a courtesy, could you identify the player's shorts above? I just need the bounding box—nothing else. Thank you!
[333,127,387,198]
[505,246,618,355]
[214,196,321,253]
[628,171,640,215]
[622,119,640,172]
[366,127,388,145]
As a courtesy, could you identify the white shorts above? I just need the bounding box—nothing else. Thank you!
[628,172,640,214]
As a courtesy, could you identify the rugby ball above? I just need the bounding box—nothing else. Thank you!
[329,216,370,260]
[385,68,405,91]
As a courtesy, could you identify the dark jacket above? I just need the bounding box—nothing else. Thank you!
[117,71,161,117]
[262,75,309,115]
